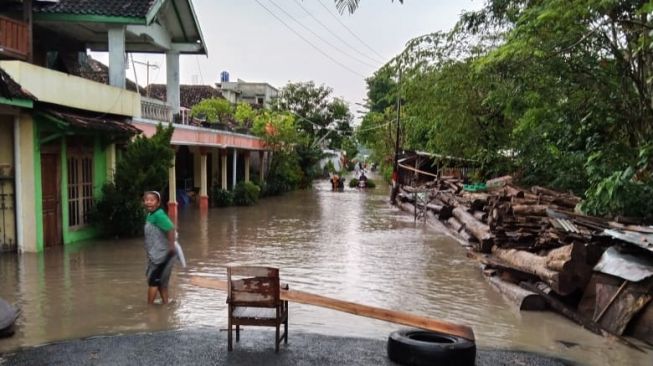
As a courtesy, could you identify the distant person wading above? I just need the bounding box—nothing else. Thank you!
[143,191,177,304]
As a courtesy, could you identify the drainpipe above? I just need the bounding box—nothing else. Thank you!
[13,116,23,252]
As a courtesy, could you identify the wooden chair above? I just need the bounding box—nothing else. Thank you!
[227,266,289,353]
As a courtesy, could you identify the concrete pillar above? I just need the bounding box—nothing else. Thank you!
[199,149,208,210]
[106,143,116,182]
[259,151,265,183]
[193,150,201,191]
[16,115,37,252]
[108,26,126,88]
[244,151,250,183]
[232,149,238,188]
[13,116,22,251]
[211,149,219,186]
[221,150,228,190]
[168,157,177,223]
[166,51,180,115]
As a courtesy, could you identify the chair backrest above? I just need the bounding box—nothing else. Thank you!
[227,266,280,308]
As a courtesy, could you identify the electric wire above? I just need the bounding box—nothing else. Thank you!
[291,0,384,65]
[316,0,386,61]
[267,0,378,69]
[253,0,367,78]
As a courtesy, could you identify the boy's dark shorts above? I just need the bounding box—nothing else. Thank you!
[147,252,175,287]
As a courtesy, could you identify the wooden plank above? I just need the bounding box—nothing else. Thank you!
[190,276,475,341]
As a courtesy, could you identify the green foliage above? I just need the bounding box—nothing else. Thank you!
[191,98,232,123]
[366,179,376,188]
[325,160,336,174]
[234,102,255,127]
[358,0,653,218]
[349,178,359,188]
[233,181,261,206]
[211,186,234,207]
[274,81,354,150]
[264,150,302,196]
[92,124,175,237]
[92,183,145,238]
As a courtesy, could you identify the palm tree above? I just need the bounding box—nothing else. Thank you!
[334,0,403,14]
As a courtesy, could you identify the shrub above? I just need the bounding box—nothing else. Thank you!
[349,178,359,188]
[366,179,377,188]
[233,181,261,206]
[211,185,234,207]
[92,183,145,238]
[92,123,175,238]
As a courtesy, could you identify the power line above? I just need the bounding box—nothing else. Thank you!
[316,0,386,61]
[291,0,384,65]
[267,0,378,69]
[253,0,367,78]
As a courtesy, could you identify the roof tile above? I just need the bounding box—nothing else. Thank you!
[35,0,155,18]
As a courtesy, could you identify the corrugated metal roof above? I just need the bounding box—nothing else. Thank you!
[594,246,653,282]
[603,229,653,254]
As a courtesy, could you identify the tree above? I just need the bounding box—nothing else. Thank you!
[334,0,403,14]
[234,102,255,127]
[93,124,175,237]
[274,81,353,150]
[359,0,653,218]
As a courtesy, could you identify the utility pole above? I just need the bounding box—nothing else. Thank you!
[132,59,159,97]
[390,64,402,205]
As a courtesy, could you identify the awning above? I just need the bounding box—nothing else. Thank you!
[39,109,141,135]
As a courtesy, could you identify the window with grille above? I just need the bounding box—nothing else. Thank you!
[68,153,93,228]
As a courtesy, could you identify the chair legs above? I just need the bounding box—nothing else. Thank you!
[275,324,280,353]
[284,317,288,344]
[227,318,233,352]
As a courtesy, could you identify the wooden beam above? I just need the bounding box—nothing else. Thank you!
[190,276,475,341]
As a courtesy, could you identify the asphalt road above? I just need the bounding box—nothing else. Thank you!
[0,329,573,366]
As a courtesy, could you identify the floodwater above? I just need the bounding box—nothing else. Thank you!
[0,179,651,365]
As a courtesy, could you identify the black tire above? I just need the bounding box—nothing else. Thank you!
[387,329,476,366]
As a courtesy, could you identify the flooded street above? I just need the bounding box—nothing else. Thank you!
[1,179,650,365]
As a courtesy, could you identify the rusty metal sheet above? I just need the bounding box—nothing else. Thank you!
[603,229,653,254]
[594,246,653,282]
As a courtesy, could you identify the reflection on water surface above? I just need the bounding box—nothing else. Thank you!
[0,180,650,365]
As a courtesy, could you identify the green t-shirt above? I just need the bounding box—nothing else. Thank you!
[146,208,174,232]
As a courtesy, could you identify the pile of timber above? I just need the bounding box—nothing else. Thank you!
[398,177,597,296]
[396,176,653,346]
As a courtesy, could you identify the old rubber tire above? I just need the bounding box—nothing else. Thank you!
[387,329,476,366]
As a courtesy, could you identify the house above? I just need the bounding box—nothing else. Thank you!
[219,78,279,107]
[0,0,268,254]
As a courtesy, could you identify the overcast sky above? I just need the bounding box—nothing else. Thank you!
[94,0,482,117]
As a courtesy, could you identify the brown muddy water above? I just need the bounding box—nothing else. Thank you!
[0,179,651,365]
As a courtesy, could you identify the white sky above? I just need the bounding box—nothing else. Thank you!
[93,0,482,117]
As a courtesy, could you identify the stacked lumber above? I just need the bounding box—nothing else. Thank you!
[397,176,653,346]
